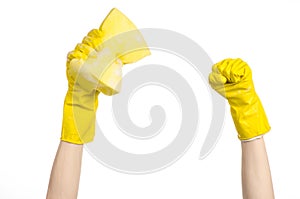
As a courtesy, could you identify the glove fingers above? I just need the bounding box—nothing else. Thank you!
[75,43,97,58]
[209,72,227,85]
[213,58,251,83]
[80,29,104,52]
[227,58,245,82]
[87,29,103,38]
[218,58,238,82]
[67,50,88,65]
[212,58,232,72]
[82,36,101,49]
[213,59,232,80]
[229,58,252,82]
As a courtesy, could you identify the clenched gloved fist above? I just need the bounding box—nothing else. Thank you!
[209,58,270,141]
[61,8,150,144]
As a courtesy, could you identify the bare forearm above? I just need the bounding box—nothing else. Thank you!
[241,137,274,199]
[46,141,83,199]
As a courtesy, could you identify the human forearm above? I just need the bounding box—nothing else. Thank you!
[241,137,274,199]
[46,141,83,199]
[209,58,274,198]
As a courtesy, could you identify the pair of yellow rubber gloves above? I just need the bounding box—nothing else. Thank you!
[61,8,270,144]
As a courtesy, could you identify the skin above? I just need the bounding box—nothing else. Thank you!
[46,137,275,199]
[241,137,275,199]
[46,141,83,199]
[46,58,274,198]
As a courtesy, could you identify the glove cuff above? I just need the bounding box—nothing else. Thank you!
[60,90,98,144]
[230,94,271,141]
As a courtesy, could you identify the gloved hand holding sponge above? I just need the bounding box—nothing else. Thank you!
[61,8,150,144]
[209,58,271,141]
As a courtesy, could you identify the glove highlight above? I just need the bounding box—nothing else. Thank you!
[209,58,270,141]
[61,8,150,144]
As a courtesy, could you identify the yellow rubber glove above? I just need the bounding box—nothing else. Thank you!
[209,58,270,141]
[61,8,150,144]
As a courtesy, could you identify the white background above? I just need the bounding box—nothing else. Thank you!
[0,0,300,198]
